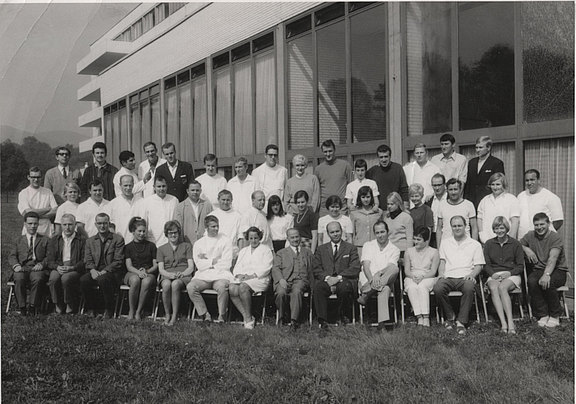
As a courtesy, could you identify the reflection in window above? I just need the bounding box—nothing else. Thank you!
[214,68,233,157]
[523,2,574,123]
[406,2,451,136]
[458,3,515,130]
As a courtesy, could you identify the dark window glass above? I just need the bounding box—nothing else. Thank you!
[458,2,515,130]
[286,15,311,38]
[110,103,118,113]
[118,99,126,109]
[130,94,139,105]
[177,69,190,85]
[140,88,149,99]
[104,106,111,115]
[349,2,374,13]
[213,52,230,69]
[253,32,274,53]
[150,84,160,96]
[231,43,251,61]
[191,63,206,79]
[315,3,345,26]
[164,76,176,90]
[522,2,574,123]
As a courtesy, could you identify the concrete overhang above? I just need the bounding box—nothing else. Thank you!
[77,40,132,75]
[78,107,103,128]
[79,135,104,153]
[78,77,101,102]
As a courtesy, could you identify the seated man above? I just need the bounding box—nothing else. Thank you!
[312,222,360,329]
[433,215,484,334]
[80,213,125,319]
[8,212,49,315]
[357,221,400,331]
[187,215,234,322]
[521,212,568,328]
[46,213,85,314]
[272,228,312,329]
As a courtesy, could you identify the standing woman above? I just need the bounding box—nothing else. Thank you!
[124,217,158,320]
[267,195,294,253]
[350,186,383,256]
[230,227,274,329]
[283,154,320,214]
[477,173,520,243]
[483,216,524,334]
[292,190,318,253]
[157,220,194,326]
[384,192,414,253]
[54,182,81,235]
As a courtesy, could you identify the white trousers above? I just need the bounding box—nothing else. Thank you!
[404,277,437,316]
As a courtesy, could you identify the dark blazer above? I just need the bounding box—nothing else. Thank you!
[312,240,360,280]
[272,246,312,286]
[464,155,505,208]
[47,233,86,273]
[85,232,125,274]
[8,234,49,271]
[155,160,195,202]
[79,163,119,202]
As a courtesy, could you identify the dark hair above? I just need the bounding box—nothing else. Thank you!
[218,189,233,199]
[89,179,104,190]
[266,195,285,219]
[95,212,110,222]
[356,186,374,209]
[154,175,167,185]
[162,142,176,151]
[321,139,336,150]
[524,169,541,179]
[119,150,135,164]
[440,133,455,144]
[373,220,389,233]
[354,159,367,169]
[413,226,431,241]
[446,178,462,189]
[128,217,147,233]
[294,190,309,202]
[29,166,41,175]
[450,215,466,227]
[143,141,157,150]
[55,146,71,156]
[265,144,279,154]
[186,179,201,189]
[92,142,107,154]
[203,153,217,164]
[533,212,550,223]
[204,215,219,227]
[244,226,263,241]
[164,220,182,240]
[23,211,40,222]
[325,195,343,210]
[431,173,446,185]
[377,144,391,155]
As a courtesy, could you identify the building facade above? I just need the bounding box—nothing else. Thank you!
[77,2,574,265]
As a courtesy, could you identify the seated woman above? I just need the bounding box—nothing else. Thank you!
[350,186,384,256]
[124,217,158,320]
[383,192,414,254]
[404,226,439,327]
[292,190,319,253]
[267,195,294,253]
[157,220,194,326]
[230,226,274,329]
[317,195,353,245]
[483,216,524,334]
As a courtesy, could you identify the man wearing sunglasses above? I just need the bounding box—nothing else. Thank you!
[44,146,82,205]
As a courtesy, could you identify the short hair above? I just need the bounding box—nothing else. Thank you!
[162,142,176,151]
[266,195,285,219]
[28,166,41,176]
[95,212,110,222]
[265,144,279,154]
[251,190,264,201]
[354,159,367,169]
[286,228,300,238]
[487,172,508,190]
[387,192,405,212]
[244,226,263,241]
[203,153,217,164]
[355,186,374,209]
[204,215,219,227]
[186,179,201,189]
[92,142,107,153]
[143,141,157,150]
[413,143,427,151]
[154,175,167,185]
[491,216,510,232]
[413,226,431,241]
[119,150,135,164]
[23,211,40,222]
[325,221,342,233]
[292,154,307,165]
[376,144,391,155]
[55,146,71,156]
[63,181,80,196]
[373,220,389,233]
[446,178,462,189]
[89,179,104,190]
[476,136,493,148]
[440,133,455,144]
[533,212,550,223]
[294,190,309,202]
[431,173,446,184]
[409,183,424,196]
[321,139,336,150]
[325,195,343,210]
[164,220,182,238]
[524,169,540,179]
[218,189,233,199]
[128,217,147,233]
[119,174,134,184]
[450,215,466,227]
[235,156,248,166]
[60,213,76,223]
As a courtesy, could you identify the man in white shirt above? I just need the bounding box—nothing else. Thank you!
[76,180,109,238]
[239,190,272,250]
[138,142,166,198]
[436,178,478,247]
[433,216,485,334]
[430,133,468,185]
[227,157,261,213]
[107,175,142,243]
[211,190,242,258]
[113,151,146,198]
[251,144,287,202]
[403,143,441,203]
[517,169,564,239]
[187,215,234,322]
[18,167,58,237]
[196,154,227,209]
[136,175,179,246]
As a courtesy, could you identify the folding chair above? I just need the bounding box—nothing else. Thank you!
[115,284,131,318]
[6,281,15,313]
[152,282,192,321]
[524,267,572,320]
[358,289,396,326]
[275,291,312,326]
[436,280,486,323]
[189,288,232,321]
[228,291,267,325]
[482,268,530,322]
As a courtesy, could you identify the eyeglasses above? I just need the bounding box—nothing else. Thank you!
[57,153,70,156]
[267,153,278,157]
[29,176,42,180]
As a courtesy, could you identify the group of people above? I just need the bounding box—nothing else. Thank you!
[9,134,568,333]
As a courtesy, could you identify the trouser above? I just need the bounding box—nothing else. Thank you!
[360,264,399,322]
[274,279,308,322]
[433,278,475,325]
[12,270,49,309]
[186,279,230,316]
[527,269,567,319]
[404,277,437,316]
[80,271,120,312]
[48,270,81,307]
[313,279,355,322]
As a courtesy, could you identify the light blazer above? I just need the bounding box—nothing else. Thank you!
[312,240,360,281]
[47,233,86,273]
[85,232,125,274]
[173,198,213,245]
[155,160,195,202]
[272,246,312,286]
[464,155,505,208]
[8,234,49,271]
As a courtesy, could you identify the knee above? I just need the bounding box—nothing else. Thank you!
[433,280,446,294]
[141,277,154,288]
[527,272,540,288]
[130,276,142,287]
[229,285,238,297]
[461,281,475,295]
[187,282,199,293]
[239,283,251,294]
[161,280,172,291]
[498,283,510,294]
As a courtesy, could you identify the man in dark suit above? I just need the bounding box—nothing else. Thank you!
[79,141,118,202]
[155,142,195,202]
[312,222,361,329]
[272,228,312,329]
[463,136,505,209]
[8,212,49,315]
[80,212,125,319]
[46,213,85,314]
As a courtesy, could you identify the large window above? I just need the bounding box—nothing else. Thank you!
[103,99,128,167]
[115,3,186,42]
[129,83,161,161]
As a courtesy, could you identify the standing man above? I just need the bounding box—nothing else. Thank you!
[18,166,58,237]
[517,169,564,239]
[173,180,213,245]
[252,144,287,202]
[227,156,261,214]
[273,228,312,329]
[138,141,166,198]
[430,173,447,247]
[79,142,118,202]
[239,190,272,250]
[76,180,110,238]
[430,133,468,185]
[80,213,125,319]
[464,136,504,209]
[46,213,85,315]
[403,144,441,204]
[44,146,82,205]
[8,212,50,315]
[112,151,146,198]
[366,144,409,210]
[136,175,179,246]
[314,140,353,216]
[436,178,477,248]
[196,153,227,209]
[312,222,361,329]
[210,190,242,257]
[107,175,142,243]
[155,142,195,202]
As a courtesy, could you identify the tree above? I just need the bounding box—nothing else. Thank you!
[1,140,29,195]
[21,136,55,175]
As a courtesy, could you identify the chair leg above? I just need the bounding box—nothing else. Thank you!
[562,292,570,319]
[260,294,266,325]
[479,283,488,323]
[6,286,14,314]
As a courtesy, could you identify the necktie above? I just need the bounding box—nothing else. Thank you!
[28,236,34,261]
[63,167,68,179]
[333,244,338,260]
[296,247,300,256]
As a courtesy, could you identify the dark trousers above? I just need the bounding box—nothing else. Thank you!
[80,271,119,311]
[275,279,308,322]
[48,270,81,308]
[433,278,475,325]
[313,279,354,322]
[527,269,567,319]
[12,270,49,309]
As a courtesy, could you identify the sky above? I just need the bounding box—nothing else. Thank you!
[0,2,136,147]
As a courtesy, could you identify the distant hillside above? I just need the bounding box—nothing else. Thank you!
[0,125,90,148]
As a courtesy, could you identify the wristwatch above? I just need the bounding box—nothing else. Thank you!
[544,272,551,276]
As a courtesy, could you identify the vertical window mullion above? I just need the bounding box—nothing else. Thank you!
[312,26,318,147]
[345,10,352,145]
[251,53,257,154]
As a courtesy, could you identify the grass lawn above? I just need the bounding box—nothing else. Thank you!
[2,198,574,403]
